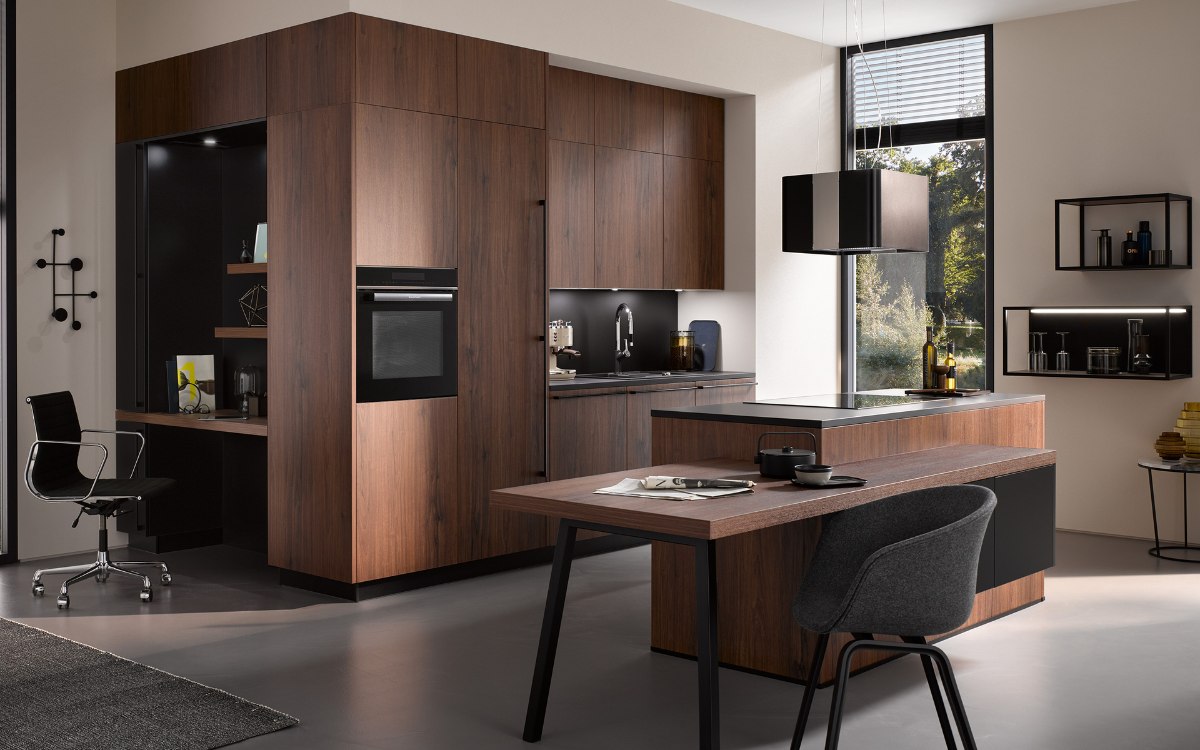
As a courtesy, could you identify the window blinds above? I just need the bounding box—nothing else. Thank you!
[850,34,985,129]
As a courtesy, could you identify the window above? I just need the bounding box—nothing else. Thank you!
[841,28,993,392]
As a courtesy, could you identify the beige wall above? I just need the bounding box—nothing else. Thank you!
[16,0,120,558]
[994,0,1200,540]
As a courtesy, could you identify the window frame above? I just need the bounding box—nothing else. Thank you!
[839,25,995,393]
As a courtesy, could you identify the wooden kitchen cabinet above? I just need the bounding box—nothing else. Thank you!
[457,37,546,129]
[355,16,457,115]
[695,378,756,406]
[548,140,595,287]
[267,14,355,116]
[116,36,266,142]
[354,105,457,268]
[548,391,628,480]
[595,75,663,153]
[664,155,724,289]
[664,89,724,162]
[595,147,664,289]
[626,384,698,469]
[457,119,548,559]
[548,67,595,144]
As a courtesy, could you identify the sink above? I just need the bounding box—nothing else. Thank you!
[583,371,695,379]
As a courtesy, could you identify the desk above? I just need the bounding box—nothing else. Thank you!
[115,409,268,437]
[492,444,1055,749]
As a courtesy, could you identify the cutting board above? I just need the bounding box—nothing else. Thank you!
[689,320,720,371]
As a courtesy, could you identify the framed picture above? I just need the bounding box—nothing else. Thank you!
[175,354,216,414]
[253,222,268,263]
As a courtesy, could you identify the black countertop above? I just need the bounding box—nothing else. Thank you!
[650,390,1044,428]
[549,370,756,392]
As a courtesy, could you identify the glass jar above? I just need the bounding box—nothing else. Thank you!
[1086,346,1121,375]
[669,330,696,371]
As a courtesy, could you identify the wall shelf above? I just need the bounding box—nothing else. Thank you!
[1054,193,1192,270]
[227,262,267,275]
[215,326,267,339]
[1002,306,1192,381]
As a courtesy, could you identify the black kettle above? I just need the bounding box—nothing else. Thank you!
[755,431,817,479]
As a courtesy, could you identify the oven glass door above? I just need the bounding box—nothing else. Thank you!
[356,290,457,402]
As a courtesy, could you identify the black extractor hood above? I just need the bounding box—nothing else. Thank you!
[782,169,929,255]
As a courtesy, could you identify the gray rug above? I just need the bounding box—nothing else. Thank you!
[0,618,297,749]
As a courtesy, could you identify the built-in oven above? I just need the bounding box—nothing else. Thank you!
[356,267,457,403]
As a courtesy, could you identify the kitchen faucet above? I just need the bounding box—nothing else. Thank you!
[615,303,634,374]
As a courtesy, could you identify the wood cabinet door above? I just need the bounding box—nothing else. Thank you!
[665,156,724,289]
[548,66,594,144]
[595,147,663,288]
[548,393,627,480]
[548,140,595,288]
[627,385,697,469]
[694,379,755,406]
[266,14,355,116]
[457,119,548,559]
[355,16,457,115]
[664,90,724,162]
[116,36,266,142]
[594,75,663,153]
[356,398,460,580]
[355,105,457,268]
[457,37,546,129]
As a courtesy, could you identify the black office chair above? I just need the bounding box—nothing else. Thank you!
[790,484,997,750]
[25,391,175,609]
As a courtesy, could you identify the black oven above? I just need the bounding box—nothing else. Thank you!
[356,267,457,403]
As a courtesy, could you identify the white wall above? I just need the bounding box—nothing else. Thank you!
[994,0,1200,540]
[16,0,120,557]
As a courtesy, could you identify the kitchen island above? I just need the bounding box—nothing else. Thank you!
[648,391,1051,682]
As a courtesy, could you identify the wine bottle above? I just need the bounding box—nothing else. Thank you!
[945,342,957,391]
[921,326,937,388]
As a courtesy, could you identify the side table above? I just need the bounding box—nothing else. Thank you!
[1139,458,1200,562]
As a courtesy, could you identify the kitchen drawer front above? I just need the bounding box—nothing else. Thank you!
[694,378,755,406]
[627,386,697,469]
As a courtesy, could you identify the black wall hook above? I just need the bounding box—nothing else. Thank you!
[35,228,97,330]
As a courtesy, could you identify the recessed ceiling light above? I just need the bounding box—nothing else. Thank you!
[202,137,218,147]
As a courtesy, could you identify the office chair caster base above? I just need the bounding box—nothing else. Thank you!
[57,595,70,609]
[161,573,172,585]
[32,583,45,596]
[96,573,109,583]
[140,588,153,602]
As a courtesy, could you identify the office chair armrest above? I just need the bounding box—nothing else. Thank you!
[24,439,108,502]
[82,428,145,478]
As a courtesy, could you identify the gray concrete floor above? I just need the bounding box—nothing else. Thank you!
[1,531,1197,749]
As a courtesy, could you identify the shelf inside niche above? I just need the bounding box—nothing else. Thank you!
[227,262,267,275]
[215,326,267,340]
[1054,192,1192,270]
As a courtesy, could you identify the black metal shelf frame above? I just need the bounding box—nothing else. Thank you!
[1002,305,1192,381]
[1054,193,1192,270]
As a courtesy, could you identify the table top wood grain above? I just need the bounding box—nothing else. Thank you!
[491,444,1056,540]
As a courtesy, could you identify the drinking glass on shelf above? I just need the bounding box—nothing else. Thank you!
[1028,332,1048,371]
[1055,332,1070,372]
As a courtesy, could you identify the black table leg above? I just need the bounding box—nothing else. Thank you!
[1148,468,1162,553]
[523,521,578,742]
[695,539,720,750]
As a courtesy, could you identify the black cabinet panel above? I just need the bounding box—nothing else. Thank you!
[968,477,996,593]
[995,465,1056,586]
[115,143,147,411]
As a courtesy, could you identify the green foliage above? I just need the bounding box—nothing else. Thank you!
[855,255,927,390]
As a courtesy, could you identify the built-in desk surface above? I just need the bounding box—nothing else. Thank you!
[115,409,268,437]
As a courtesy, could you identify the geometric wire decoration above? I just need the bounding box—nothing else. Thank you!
[239,284,267,327]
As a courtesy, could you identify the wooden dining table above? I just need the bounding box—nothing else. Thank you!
[491,444,1055,750]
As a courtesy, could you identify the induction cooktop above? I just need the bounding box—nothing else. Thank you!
[751,393,948,410]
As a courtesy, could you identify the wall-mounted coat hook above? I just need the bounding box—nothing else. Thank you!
[35,228,97,330]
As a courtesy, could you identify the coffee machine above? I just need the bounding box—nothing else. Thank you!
[548,320,581,380]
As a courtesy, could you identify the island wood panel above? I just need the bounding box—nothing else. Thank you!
[594,75,663,153]
[663,89,724,162]
[651,417,816,465]
[266,14,355,116]
[266,105,355,581]
[595,147,663,289]
[548,140,595,288]
[456,37,546,129]
[547,67,594,144]
[664,156,724,289]
[355,398,459,581]
[626,385,698,470]
[115,409,268,437]
[458,119,549,560]
[354,105,457,268]
[354,16,457,115]
[546,392,627,541]
[116,35,266,143]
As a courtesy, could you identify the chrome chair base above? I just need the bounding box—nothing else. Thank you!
[33,549,171,609]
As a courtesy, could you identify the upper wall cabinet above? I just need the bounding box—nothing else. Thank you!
[664,90,724,162]
[664,156,723,289]
[116,36,266,143]
[595,147,664,289]
[457,37,546,129]
[266,14,457,117]
[594,75,663,153]
[547,67,595,144]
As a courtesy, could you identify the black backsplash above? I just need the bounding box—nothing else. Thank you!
[549,290,679,374]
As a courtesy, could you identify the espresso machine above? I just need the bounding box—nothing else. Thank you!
[548,319,581,381]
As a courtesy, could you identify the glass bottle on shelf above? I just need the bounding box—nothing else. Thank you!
[944,342,957,391]
[921,326,937,388]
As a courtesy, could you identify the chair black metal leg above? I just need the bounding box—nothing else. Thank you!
[824,640,862,750]
[930,647,977,750]
[902,636,956,749]
[695,539,720,750]
[522,522,578,743]
[791,632,830,750]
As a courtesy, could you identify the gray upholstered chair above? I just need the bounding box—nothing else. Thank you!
[790,484,997,750]
[25,391,175,609]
